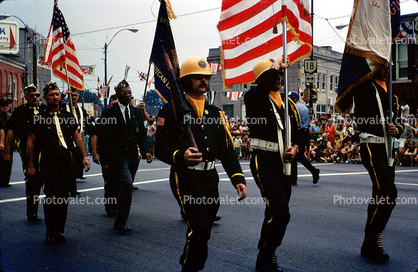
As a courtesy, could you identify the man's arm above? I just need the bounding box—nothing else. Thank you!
[27,133,36,176]
[90,134,100,164]
[0,128,4,152]
[4,129,14,160]
[73,130,90,172]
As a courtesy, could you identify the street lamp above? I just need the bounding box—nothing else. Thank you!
[0,14,37,88]
[103,28,138,108]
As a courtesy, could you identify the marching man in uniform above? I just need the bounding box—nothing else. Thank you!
[155,56,247,272]
[244,57,301,272]
[4,84,44,221]
[27,81,90,245]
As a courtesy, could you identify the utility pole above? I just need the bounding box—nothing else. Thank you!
[309,0,314,110]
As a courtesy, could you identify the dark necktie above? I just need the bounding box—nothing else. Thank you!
[125,107,130,127]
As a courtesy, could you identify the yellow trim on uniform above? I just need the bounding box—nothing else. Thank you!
[219,111,234,150]
[255,154,273,249]
[269,91,282,110]
[173,150,179,165]
[365,143,381,227]
[231,173,244,179]
[175,171,192,266]
[38,152,42,172]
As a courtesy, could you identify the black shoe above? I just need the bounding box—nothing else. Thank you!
[133,186,139,190]
[361,233,389,263]
[71,191,81,197]
[214,216,221,222]
[256,249,284,272]
[46,232,57,245]
[27,213,41,222]
[55,232,66,244]
[312,168,320,184]
[113,223,132,234]
[78,177,86,180]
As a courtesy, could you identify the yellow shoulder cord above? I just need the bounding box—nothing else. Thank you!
[219,111,235,150]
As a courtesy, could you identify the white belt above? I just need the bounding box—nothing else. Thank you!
[188,161,216,171]
[250,138,279,152]
[360,137,385,144]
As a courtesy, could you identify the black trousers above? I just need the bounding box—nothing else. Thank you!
[170,168,220,271]
[17,144,42,216]
[40,150,73,235]
[360,143,397,234]
[250,150,292,253]
[0,150,12,186]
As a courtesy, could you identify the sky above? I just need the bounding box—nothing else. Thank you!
[1,0,418,102]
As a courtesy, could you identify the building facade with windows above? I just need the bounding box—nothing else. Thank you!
[0,26,50,110]
[392,12,418,115]
[206,45,343,121]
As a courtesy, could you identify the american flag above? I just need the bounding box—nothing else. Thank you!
[217,0,312,87]
[42,3,84,90]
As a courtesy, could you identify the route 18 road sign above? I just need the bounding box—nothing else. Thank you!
[0,21,19,54]
[304,59,317,74]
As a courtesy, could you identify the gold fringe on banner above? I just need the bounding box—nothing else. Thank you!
[152,0,177,20]
[164,0,177,20]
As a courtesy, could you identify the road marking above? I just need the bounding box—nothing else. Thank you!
[2,169,417,204]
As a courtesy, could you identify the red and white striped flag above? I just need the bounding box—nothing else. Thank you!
[217,0,312,87]
[226,91,243,101]
[210,63,221,74]
[97,77,101,99]
[42,3,84,90]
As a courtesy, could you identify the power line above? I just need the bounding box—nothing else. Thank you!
[72,7,221,37]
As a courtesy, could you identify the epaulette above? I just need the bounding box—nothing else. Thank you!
[288,98,301,127]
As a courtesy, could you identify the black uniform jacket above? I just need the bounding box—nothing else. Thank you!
[97,103,149,171]
[7,103,45,157]
[155,100,245,187]
[353,80,404,137]
[244,86,301,150]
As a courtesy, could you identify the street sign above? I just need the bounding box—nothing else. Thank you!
[305,73,315,84]
[0,21,19,54]
[304,59,317,73]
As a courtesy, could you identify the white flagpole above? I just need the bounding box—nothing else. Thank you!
[282,7,291,176]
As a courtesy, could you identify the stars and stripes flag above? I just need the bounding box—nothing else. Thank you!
[335,0,401,115]
[42,2,84,90]
[217,0,312,87]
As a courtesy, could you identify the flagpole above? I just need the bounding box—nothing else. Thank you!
[283,15,291,176]
[388,48,394,166]
[64,62,78,120]
[142,62,152,101]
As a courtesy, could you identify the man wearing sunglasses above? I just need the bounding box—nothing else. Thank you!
[4,84,45,221]
[96,79,152,234]
[155,56,247,272]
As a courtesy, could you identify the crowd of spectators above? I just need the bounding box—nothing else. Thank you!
[227,109,418,166]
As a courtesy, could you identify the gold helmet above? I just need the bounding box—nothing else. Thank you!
[253,58,274,82]
[180,56,212,79]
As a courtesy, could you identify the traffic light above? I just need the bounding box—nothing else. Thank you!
[302,89,309,103]
[310,87,317,103]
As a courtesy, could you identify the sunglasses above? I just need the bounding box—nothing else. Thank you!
[28,93,40,98]
[191,74,211,81]
[117,90,132,95]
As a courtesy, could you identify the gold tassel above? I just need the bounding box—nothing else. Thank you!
[273,17,278,34]
[164,0,177,20]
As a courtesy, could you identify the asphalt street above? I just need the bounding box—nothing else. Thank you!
[1,152,417,272]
